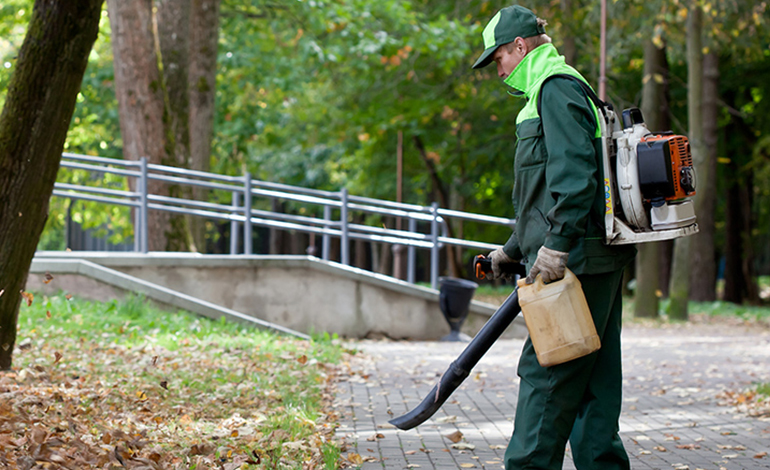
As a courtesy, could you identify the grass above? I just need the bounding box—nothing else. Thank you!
[3,292,346,469]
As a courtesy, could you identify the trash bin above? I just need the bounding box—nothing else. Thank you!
[438,277,478,342]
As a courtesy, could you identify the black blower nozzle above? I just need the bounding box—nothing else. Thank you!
[388,289,521,430]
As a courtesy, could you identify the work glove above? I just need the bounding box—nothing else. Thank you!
[488,247,518,281]
[525,246,569,284]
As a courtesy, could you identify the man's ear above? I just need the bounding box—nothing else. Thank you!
[515,37,528,57]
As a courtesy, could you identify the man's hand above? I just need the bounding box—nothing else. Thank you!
[488,247,518,280]
[525,246,569,284]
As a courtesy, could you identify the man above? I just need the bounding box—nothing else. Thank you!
[472,5,636,470]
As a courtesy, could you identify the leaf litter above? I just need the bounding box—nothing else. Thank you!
[2,293,347,469]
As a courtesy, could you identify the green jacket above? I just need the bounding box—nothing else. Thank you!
[501,43,635,274]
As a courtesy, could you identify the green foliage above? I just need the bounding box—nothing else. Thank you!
[4,0,770,278]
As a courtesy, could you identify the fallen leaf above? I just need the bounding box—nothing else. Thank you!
[20,291,33,307]
[676,444,701,450]
[53,351,62,364]
[159,380,168,390]
[755,452,768,458]
[445,431,463,443]
[44,272,54,284]
[347,452,364,464]
[452,443,476,450]
[435,415,458,424]
[46,310,51,319]
[114,446,127,466]
[297,354,308,365]
[460,464,476,468]
[405,450,417,455]
[654,446,667,452]
[723,454,739,459]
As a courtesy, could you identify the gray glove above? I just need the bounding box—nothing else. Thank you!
[488,247,517,280]
[525,246,569,284]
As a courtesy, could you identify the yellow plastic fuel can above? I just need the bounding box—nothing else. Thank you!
[516,269,600,367]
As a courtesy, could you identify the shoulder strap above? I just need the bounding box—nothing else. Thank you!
[536,73,611,121]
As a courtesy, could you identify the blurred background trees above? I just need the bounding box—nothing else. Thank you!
[1,0,769,306]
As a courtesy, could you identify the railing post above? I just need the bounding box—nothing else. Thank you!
[243,173,252,255]
[133,184,141,253]
[139,156,149,253]
[430,202,439,289]
[230,192,240,255]
[340,188,349,265]
[322,205,331,261]
[407,217,417,284]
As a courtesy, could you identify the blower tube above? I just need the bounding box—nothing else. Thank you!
[389,288,521,430]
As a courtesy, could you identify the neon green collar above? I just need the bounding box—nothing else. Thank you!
[503,43,565,97]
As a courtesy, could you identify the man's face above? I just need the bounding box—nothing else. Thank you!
[493,38,527,80]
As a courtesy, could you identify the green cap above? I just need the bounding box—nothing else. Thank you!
[472,5,546,69]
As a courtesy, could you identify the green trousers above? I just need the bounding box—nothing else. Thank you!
[505,269,630,470]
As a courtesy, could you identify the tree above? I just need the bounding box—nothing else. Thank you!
[188,0,220,251]
[106,0,169,251]
[668,2,704,321]
[157,0,194,252]
[107,0,220,252]
[635,37,671,319]
[689,50,718,301]
[0,0,104,369]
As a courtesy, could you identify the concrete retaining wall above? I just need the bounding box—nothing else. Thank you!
[30,252,527,340]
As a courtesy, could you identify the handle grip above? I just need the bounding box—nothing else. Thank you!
[474,255,493,279]
[473,254,527,280]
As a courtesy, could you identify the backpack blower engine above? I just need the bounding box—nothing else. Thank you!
[601,106,698,244]
[538,74,699,245]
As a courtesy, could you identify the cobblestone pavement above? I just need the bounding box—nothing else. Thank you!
[334,322,770,470]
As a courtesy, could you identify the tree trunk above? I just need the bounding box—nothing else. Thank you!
[658,240,674,297]
[188,0,220,251]
[669,3,704,321]
[723,174,743,303]
[157,0,193,252]
[107,0,169,251]
[635,39,671,318]
[0,0,103,370]
[689,51,719,301]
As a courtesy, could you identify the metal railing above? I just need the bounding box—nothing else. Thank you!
[53,153,515,289]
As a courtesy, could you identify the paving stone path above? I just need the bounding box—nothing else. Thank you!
[334,322,770,470]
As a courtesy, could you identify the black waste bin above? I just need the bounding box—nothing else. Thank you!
[438,277,478,342]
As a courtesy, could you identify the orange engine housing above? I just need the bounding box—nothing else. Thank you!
[639,134,696,202]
